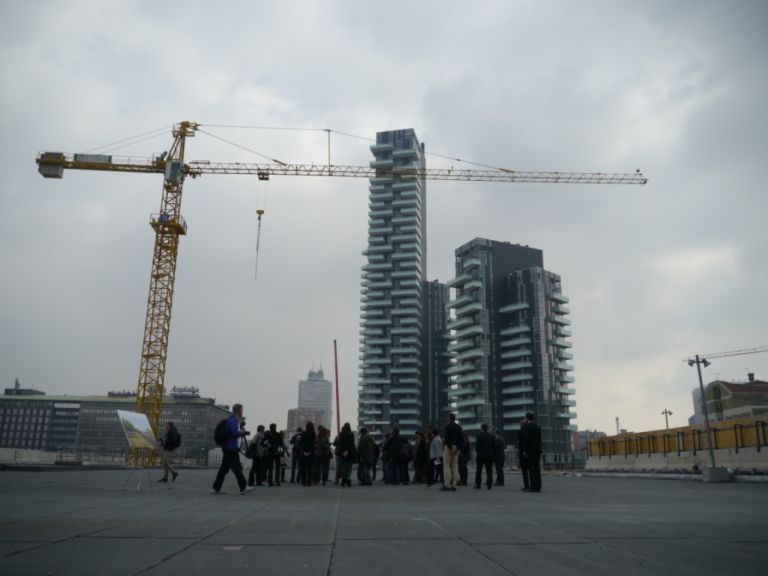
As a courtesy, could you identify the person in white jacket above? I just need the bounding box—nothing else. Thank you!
[427,426,443,486]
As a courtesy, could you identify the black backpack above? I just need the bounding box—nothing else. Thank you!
[214,418,229,446]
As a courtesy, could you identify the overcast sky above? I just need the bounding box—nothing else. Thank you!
[1,0,766,435]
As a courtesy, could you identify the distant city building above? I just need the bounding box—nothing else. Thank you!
[446,238,575,464]
[296,368,332,430]
[286,407,327,433]
[699,373,768,422]
[422,280,451,426]
[689,387,704,426]
[4,378,45,396]
[0,387,229,460]
[358,128,427,439]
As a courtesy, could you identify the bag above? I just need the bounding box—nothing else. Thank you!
[213,418,229,447]
[245,441,255,459]
[175,431,182,448]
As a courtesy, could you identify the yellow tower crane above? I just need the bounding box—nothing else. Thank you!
[36,120,647,464]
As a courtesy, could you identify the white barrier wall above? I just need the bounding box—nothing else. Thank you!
[586,446,768,472]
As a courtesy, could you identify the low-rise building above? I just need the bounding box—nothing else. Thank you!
[0,386,229,463]
[702,373,768,421]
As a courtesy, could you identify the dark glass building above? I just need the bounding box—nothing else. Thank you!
[447,238,575,464]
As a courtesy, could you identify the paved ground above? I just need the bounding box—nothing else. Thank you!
[0,469,766,576]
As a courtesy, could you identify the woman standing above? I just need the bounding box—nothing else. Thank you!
[337,422,356,487]
[299,421,316,487]
[314,425,332,485]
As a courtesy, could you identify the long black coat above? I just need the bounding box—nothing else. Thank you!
[474,431,496,461]
[301,428,316,457]
[521,421,542,455]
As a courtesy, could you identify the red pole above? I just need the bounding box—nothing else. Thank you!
[334,339,341,435]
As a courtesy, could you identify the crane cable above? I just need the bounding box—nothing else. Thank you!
[254,179,267,281]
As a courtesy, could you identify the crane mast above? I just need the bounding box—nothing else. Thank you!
[133,122,196,463]
[36,121,647,464]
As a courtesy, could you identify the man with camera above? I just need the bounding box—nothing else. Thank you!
[212,403,251,495]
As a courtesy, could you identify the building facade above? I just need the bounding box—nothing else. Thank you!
[286,407,327,434]
[297,368,332,430]
[446,238,575,463]
[701,374,768,422]
[422,280,452,426]
[0,387,229,461]
[358,128,427,439]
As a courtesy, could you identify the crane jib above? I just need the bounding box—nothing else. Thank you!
[37,152,647,185]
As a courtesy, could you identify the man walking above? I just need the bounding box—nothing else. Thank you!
[212,403,250,495]
[441,413,463,491]
[521,412,543,492]
[474,424,496,490]
[159,421,180,483]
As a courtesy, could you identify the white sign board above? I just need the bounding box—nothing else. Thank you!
[116,410,158,450]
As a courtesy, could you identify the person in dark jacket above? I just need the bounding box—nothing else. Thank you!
[357,428,375,485]
[289,428,302,483]
[474,424,496,490]
[521,412,543,492]
[493,429,506,486]
[442,413,463,491]
[458,431,471,486]
[212,404,250,495]
[314,425,332,485]
[263,423,281,486]
[159,421,179,483]
[413,431,428,484]
[248,424,266,486]
[517,418,530,491]
[337,422,356,487]
[299,421,316,487]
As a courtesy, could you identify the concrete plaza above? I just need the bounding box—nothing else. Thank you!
[0,469,766,575]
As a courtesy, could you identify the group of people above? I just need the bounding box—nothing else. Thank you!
[209,404,544,495]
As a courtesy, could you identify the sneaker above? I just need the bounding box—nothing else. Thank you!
[450,486,457,491]
[440,486,451,491]
[158,478,168,483]
[211,489,222,495]
[172,472,178,482]
[240,487,254,495]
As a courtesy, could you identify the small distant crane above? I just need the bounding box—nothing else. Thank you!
[37,121,647,463]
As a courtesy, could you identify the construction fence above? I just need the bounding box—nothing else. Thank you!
[586,416,768,473]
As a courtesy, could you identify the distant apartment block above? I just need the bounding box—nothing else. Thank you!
[358,128,427,439]
[447,238,575,463]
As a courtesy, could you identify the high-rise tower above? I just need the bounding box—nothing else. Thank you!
[297,368,332,430]
[358,129,427,439]
[423,279,452,426]
[447,238,575,463]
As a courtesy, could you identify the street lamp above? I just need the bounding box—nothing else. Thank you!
[661,408,673,430]
[687,355,716,470]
